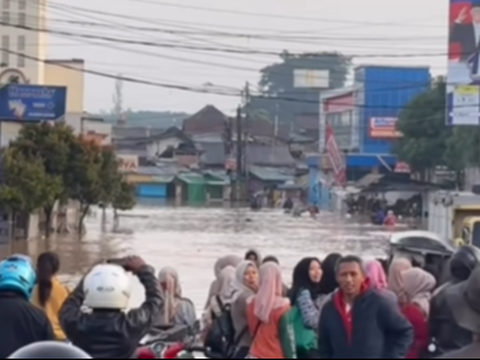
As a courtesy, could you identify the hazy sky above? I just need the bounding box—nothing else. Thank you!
[43,0,448,115]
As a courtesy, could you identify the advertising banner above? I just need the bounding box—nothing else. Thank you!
[447,0,480,125]
[325,124,346,186]
[0,84,67,121]
[118,154,139,173]
[369,117,402,138]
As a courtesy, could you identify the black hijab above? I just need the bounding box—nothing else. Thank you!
[318,252,341,295]
[289,257,322,302]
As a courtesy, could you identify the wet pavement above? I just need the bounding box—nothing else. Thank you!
[27,206,397,312]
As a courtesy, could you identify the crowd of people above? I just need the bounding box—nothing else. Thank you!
[1,245,480,358]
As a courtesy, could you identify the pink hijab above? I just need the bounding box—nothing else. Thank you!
[366,260,388,290]
[248,262,289,323]
[402,267,436,316]
[388,257,412,299]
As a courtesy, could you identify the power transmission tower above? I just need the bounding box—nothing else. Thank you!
[112,75,124,124]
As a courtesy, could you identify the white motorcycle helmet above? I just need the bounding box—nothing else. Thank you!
[83,264,131,309]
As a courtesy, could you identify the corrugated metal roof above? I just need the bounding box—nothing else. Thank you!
[204,170,230,182]
[177,174,206,184]
[248,166,293,182]
[151,175,175,183]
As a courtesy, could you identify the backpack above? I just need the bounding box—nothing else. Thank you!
[204,296,236,357]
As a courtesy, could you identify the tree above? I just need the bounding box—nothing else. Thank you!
[393,79,451,179]
[7,122,77,235]
[0,148,61,215]
[112,180,136,225]
[98,146,121,206]
[65,139,104,234]
[249,51,351,125]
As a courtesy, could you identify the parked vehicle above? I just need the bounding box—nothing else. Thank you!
[387,230,454,286]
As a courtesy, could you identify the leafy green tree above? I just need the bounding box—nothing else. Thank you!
[112,181,136,222]
[0,148,61,215]
[98,146,122,207]
[249,51,351,124]
[394,79,450,179]
[8,122,77,235]
[65,139,104,233]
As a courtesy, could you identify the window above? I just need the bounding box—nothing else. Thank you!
[472,223,480,247]
[17,53,24,67]
[17,12,25,26]
[1,35,9,66]
[1,0,9,10]
[2,10,8,24]
[18,0,26,10]
[17,35,24,50]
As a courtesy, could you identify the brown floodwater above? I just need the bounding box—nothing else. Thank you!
[2,206,397,312]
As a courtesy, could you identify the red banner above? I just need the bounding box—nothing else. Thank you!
[325,124,346,186]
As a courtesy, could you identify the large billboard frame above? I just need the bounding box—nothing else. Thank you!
[447,0,480,125]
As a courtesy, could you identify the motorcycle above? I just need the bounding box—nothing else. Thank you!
[136,321,202,358]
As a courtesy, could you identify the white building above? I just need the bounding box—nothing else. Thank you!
[0,0,47,84]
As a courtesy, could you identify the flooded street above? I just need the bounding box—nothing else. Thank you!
[34,206,396,312]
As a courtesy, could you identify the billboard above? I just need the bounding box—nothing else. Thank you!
[0,84,67,121]
[447,0,480,125]
[369,117,402,138]
[118,154,138,173]
[293,69,329,88]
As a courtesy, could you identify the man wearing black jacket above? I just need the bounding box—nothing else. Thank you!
[318,255,413,358]
[60,256,162,358]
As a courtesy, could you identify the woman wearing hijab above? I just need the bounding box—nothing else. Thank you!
[399,267,436,358]
[204,255,241,309]
[318,253,341,296]
[246,262,295,358]
[230,260,259,358]
[288,257,323,358]
[155,266,196,328]
[388,256,412,300]
[365,259,397,303]
[245,249,262,268]
[202,265,237,338]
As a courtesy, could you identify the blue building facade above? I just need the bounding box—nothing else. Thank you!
[356,66,431,156]
[308,65,431,206]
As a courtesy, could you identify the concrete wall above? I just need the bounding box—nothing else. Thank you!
[0,121,22,147]
[0,0,46,84]
[44,59,84,114]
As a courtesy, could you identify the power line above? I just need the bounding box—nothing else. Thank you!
[0,48,457,112]
[9,18,443,91]
[122,0,444,29]
[38,17,446,43]
[0,21,456,58]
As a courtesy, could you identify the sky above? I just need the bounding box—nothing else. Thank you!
[42,0,449,115]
